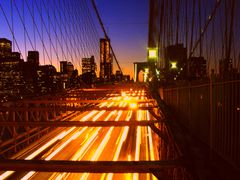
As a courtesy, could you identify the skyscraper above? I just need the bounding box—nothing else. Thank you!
[60,61,74,76]
[100,38,112,81]
[0,38,12,58]
[27,51,39,66]
[82,56,96,74]
[60,61,68,74]
[82,56,96,84]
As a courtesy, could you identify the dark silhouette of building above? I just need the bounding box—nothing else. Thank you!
[27,51,39,66]
[59,61,76,89]
[67,62,74,77]
[37,65,57,94]
[0,38,25,96]
[69,69,79,88]
[60,61,74,77]
[60,61,74,76]
[115,70,123,82]
[189,57,207,80]
[60,61,68,74]
[164,44,187,80]
[0,38,12,58]
[82,56,96,84]
[21,51,40,93]
[100,38,112,81]
[0,38,80,99]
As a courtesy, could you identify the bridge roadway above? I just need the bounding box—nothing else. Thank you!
[0,88,160,180]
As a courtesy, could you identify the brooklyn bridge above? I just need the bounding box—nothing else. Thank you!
[0,0,239,179]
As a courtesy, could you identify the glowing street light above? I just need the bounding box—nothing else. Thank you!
[148,48,158,60]
[170,61,177,69]
[129,103,137,109]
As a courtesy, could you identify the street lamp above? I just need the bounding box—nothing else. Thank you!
[170,61,177,69]
[148,47,158,60]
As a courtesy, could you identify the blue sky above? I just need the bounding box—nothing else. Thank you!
[94,0,149,77]
[0,0,149,77]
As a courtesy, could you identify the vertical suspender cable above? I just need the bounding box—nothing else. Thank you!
[198,0,202,57]
[47,0,53,64]
[176,0,180,44]
[22,0,27,60]
[0,3,22,58]
[32,0,36,50]
[11,0,15,52]
[190,0,195,55]
[40,0,45,65]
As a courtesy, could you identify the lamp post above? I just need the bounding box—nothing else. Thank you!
[147,47,158,82]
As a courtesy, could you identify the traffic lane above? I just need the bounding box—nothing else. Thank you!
[35,110,116,179]
[93,127,126,180]
[0,110,94,179]
[67,111,128,180]
[21,110,114,179]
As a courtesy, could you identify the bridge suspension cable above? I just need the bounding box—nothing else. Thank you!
[91,0,123,75]
[0,0,101,70]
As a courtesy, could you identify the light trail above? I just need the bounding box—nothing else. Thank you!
[72,111,116,161]
[2,89,160,180]
[93,110,106,121]
[113,111,132,161]
[20,109,104,179]
[21,128,76,180]
[45,128,87,160]
[133,110,143,180]
[99,102,107,107]
[80,110,98,121]
[105,110,132,180]
[1,130,71,179]
[107,102,114,107]
[51,110,116,180]
[91,111,123,161]
[146,103,158,180]
[147,110,155,161]
[80,111,123,180]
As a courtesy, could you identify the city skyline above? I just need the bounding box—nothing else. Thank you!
[0,0,149,78]
[0,1,239,179]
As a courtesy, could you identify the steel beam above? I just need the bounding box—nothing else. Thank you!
[0,159,184,172]
[0,120,164,127]
[18,99,155,104]
[0,106,158,112]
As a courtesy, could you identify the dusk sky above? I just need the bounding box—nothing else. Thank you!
[95,0,149,77]
[1,0,240,78]
[0,0,149,78]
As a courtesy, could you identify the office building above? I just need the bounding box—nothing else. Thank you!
[27,51,39,66]
[67,62,74,76]
[0,38,12,58]
[115,70,123,82]
[60,61,68,74]
[60,61,74,76]
[100,38,112,81]
[82,56,96,74]
[82,56,96,84]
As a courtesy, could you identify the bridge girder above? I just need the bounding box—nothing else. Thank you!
[0,120,163,127]
[0,159,185,173]
[0,106,158,112]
